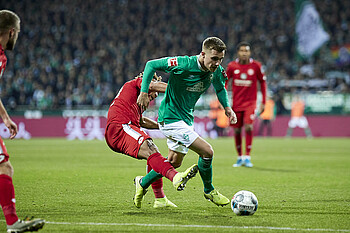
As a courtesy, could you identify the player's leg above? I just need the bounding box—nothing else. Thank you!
[189,137,230,206]
[286,117,297,137]
[299,116,313,138]
[146,165,177,208]
[106,123,178,183]
[166,149,198,191]
[267,120,272,136]
[105,123,173,207]
[0,160,18,226]
[138,139,178,181]
[243,124,254,167]
[0,154,44,232]
[150,149,185,208]
[189,137,214,193]
[258,120,264,136]
[243,107,256,168]
[147,164,164,199]
[232,111,244,167]
[134,138,197,208]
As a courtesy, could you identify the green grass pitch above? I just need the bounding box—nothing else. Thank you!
[0,137,349,232]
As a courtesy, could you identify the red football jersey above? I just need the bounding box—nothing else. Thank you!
[226,58,266,111]
[0,44,7,79]
[107,77,142,127]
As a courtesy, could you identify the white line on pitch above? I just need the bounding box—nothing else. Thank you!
[45,221,350,232]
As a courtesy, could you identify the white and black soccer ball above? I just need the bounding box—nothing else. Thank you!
[231,190,258,216]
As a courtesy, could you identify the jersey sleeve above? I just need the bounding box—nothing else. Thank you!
[213,67,230,108]
[255,61,267,105]
[225,62,233,89]
[140,56,184,93]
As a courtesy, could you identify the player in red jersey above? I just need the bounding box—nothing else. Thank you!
[226,42,267,168]
[105,73,198,208]
[0,10,45,232]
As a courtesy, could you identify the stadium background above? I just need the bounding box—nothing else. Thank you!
[1,0,349,138]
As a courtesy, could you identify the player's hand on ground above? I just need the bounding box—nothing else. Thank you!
[137,92,150,111]
[225,107,237,124]
[3,118,18,139]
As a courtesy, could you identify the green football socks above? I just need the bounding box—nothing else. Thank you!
[140,169,162,189]
[198,157,214,194]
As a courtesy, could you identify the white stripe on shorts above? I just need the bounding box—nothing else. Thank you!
[122,123,141,140]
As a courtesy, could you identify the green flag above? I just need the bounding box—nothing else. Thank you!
[295,0,329,59]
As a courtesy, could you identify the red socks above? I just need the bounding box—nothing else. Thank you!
[234,130,253,156]
[147,165,165,198]
[0,174,18,225]
[245,130,253,156]
[147,152,177,181]
[234,132,242,156]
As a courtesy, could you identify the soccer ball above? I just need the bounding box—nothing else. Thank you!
[231,190,258,216]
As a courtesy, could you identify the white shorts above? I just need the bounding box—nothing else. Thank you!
[159,120,199,154]
[288,116,309,129]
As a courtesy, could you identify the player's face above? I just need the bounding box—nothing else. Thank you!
[237,46,251,63]
[6,23,20,51]
[202,49,225,72]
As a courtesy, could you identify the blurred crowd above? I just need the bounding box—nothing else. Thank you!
[1,0,349,110]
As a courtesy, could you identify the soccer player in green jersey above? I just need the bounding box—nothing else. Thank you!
[136,37,237,207]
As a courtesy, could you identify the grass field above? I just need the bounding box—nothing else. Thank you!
[0,137,349,232]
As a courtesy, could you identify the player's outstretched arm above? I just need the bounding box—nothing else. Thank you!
[0,99,17,139]
[140,116,159,129]
[149,80,167,93]
[137,92,150,112]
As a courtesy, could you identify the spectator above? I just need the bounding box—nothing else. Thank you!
[0,0,348,110]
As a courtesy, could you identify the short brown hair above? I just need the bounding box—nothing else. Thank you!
[202,37,226,53]
[0,10,20,34]
[236,41,251,51]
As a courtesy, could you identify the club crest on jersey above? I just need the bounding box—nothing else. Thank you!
[168,57,178,67]
[248,69,254,75]
[240,73,247,80]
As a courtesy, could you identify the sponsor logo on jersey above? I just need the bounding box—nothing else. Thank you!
[186,81,206,92]
[168,57,178,67]
[234,79,252,87]
[234,69,240,74]
[240,73,247,80]
[247,69,254,75]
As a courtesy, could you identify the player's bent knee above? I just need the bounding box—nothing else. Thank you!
[202,146,214,158]
[145,139,159,154]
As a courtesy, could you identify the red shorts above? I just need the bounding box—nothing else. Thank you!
[0,136,9,164]
[231,106,256,128]
[105,123,151,158]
